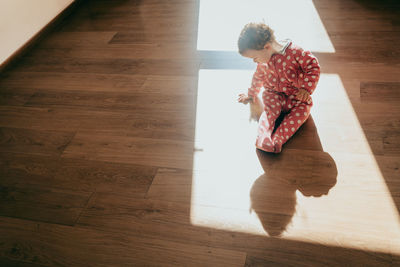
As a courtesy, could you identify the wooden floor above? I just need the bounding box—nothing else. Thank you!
[0,0,400,266]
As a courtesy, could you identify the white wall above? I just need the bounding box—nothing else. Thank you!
[0,0,74,66]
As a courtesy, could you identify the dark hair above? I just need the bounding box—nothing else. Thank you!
[238,22,275,54]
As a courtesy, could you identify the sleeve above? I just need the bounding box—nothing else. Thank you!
[247,64,265,98]
[295,48,320,95]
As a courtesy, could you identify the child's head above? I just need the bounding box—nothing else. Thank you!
[238,22,276,64]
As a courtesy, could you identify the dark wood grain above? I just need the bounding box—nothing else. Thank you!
[360,82,400,101]
[0,127,75,156]
[0,0,399,265]
[0,152,157,197]
[0,184,91,225]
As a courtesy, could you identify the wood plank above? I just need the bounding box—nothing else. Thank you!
[24,90,196,112]
[0,216,246,267]
[146,168,192,203]
[0,72,146,92]
[0,0,399,265]
[11,57,200,76]
[76,191,400,265]
[59,14,198,32]
[27,44,198,60]
[38,31,117,48]
[0,105,195,141]
[0,127,75,156]
[0,106,126,133]
[141,75,198,95]
[0,257,47,267]
[244,253,395,267]
[360,82,400,101]
[109,32,197,44]
[0,184,91,225]
[0,152,157,197]
[61,133,195,169]
[125,111,195,141]
[0,88,35,106]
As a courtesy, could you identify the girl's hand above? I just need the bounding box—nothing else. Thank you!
[295,89,311,102]
[238,93,253,104]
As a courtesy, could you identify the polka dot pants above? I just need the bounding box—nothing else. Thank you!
[256,91,312,153]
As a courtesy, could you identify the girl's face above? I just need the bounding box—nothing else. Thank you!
[241,44,274,64]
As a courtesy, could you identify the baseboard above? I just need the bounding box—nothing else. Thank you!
[0,0,84,73]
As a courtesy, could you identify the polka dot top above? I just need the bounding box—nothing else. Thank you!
[248,41,321,99]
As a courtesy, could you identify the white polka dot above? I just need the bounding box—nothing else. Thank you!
[291,74,295,78]
[276,111,279,114]
[305,78,309,81]
[308,82,313,86]
[271,105,275,108]
[302,51,305,56]
[279,69,282,72]
[304,112,307,116]
[287,70,290,73]
[300,106,304,109]
[293,108,296,111]
[269,62,272,65]
[284,122,287,125]
[296,113,300,116]
[302,85,305,87]
[286,136,289,139]
[297,120,301,123]
[268,115,271,118]
[268,74,272,78]
[308,65,312,69]
[273,78,276,82]
[266,96,270,99]
[271,99,274,102]
[314,68,318,70]
[292,50,296,54]
[275,95,278,99]
[291,127,295,131]
[277,102,280,106]
[292,61,296,64]
[277,59,281,63]
[288,104,292,108]
[299,60,303,64]
[283,62,286,66]
[283,87,287,91]
[285,128,288,132]
[312,75,316,79]
[280,78,285,82]
[280,129,283,132]
[296,57,299,60]
[287,56,291,60]
[290,121,294,124]
[306,60,310,64]
[313,60,316,63]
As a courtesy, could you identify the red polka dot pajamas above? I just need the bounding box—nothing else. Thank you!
[248,41,320,153]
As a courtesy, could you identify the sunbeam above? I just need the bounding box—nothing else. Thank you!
[191,70,400,254]
[197,0,335,53]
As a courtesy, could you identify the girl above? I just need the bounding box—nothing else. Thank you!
[238,22,320,153]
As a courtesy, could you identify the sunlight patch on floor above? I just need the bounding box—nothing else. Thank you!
[190,70,400,254]
[197,0,335,53]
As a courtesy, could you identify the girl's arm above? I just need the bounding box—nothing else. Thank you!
[247,64,266,99]
[295,49,321,95]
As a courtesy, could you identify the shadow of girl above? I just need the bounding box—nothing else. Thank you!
[249,117,338,237]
